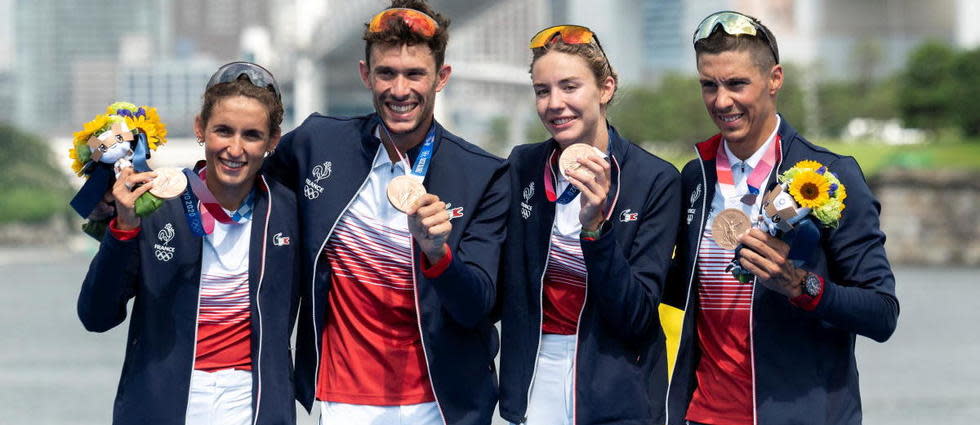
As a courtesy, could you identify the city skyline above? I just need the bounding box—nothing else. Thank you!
[1,0,973,145]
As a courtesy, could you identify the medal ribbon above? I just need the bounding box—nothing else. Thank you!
[543,150,581,204]
[132,132,151,173]
[543,148,622,221]
[380,124,438,181]
[180,168,254,236]
[715,135,781,205]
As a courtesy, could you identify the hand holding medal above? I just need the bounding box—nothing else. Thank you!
[559,143,611,231]
[727,159,848,294]
[381,124,451,262]
[69,102,185,225]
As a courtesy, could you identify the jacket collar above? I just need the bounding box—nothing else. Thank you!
[695,113,795,163]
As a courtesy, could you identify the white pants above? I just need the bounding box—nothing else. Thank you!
[185,369,253,425]
[518,334,576,425]
[318,400,442,425]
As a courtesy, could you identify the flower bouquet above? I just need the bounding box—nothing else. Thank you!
[69,102,184,237]
[728,160,847,282]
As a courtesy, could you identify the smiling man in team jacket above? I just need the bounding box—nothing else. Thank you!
[663,11,899,425]
[263,1,507,424]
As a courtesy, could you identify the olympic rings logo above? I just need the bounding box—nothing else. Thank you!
[155,249,174,262]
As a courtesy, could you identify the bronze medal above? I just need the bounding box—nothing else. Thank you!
[148,167,188,199]
[711,208,752,250]
[558,143,604,179]
[386,175,426,213]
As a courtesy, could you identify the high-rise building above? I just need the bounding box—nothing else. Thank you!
[442,0,549,153]
[0,0,13,70]
[0,0,13,124]
[14,0,169,134]
[117,60,219,136]
[172,0,271,60]
[637,0,958,81]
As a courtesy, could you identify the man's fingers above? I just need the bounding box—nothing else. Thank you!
[427,222,451,238]
[406,193,439,216]
[420,210,449,228]
[417,199,446,218]
[738,250,772,280]
[740,230,786,263]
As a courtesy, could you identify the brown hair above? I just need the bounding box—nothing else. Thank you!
[531,36,619,104]
[694,20,778,72]
[363,0,450,69]
[199,76,284,136]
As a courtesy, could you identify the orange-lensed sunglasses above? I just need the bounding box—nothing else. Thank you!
[529,25,600,49]
[529,25,612,74]
[368,8,439,38]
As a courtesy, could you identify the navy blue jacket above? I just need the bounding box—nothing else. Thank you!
[77,174,301,425]
[498,127,680,425]
[264,113,508,425]
[663,117,899,425]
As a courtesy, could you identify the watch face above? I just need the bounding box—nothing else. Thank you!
[804,273,822,296]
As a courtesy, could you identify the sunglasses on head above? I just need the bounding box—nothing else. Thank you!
[693,11,779,64]
[529,25,613,73]
[529,25,603,50]
[368,7,439,38]
[206,61,280,100]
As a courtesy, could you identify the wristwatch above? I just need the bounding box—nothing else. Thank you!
[801,272,822,297]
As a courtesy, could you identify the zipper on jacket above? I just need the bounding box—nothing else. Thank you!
[185,201,206,420]
[409,240,448,425]
[749,147,783,425]
[570,258,588,425]
[309,172,374,405]
[522,213,558,423]
[251,175,272,425]
[663,147,710,425]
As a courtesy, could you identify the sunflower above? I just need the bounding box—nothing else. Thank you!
[73,114,110,145]
[789,170,831,209]
[793,160,823,171]
[69,114,113,177]
[126,106,168,150]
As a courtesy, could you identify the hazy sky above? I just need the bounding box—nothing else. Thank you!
[0,0,11,69]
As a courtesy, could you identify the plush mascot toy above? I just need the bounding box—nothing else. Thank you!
[69,102,184,236]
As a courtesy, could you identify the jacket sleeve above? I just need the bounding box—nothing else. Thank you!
[581,165,682,342]
[77,231,141,332]
[662,161,699,311]
[807,156,899,342]
[425,161,510,329]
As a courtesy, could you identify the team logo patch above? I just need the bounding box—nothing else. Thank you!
[445,203,465,221]
[273,232,291,246]
[521,182,535,220]
[690,183,702,205]
[619,209,639,223]
[154,223,176,262]
[304,160,332,200]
